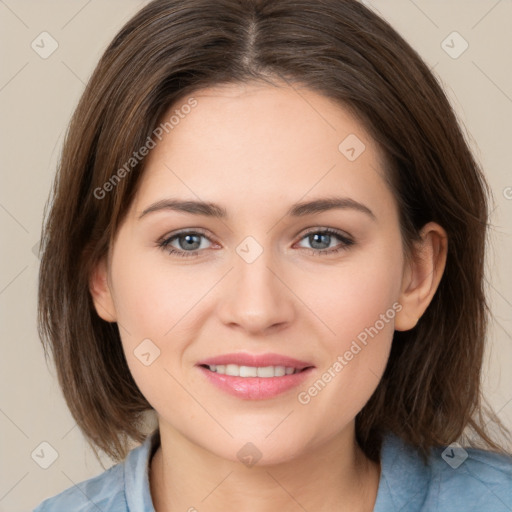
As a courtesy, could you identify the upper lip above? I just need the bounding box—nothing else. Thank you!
[197,352,314,370]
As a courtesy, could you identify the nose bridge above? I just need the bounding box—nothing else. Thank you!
[219,234,293,332]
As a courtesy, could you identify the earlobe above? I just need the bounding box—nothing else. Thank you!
[394,222,448,332]
[89,256,117,322]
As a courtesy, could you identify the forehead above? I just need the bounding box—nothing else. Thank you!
[131,82,395,222]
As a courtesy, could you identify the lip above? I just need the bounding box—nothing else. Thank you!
[196,352,315,400]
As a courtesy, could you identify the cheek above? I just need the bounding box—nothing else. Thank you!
[109,248,214,398]
[110,246,202,339]
[109,253,193,412]
[292,242,401,412]
[301,244,403,345]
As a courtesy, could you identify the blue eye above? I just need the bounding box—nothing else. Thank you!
[157,230,210,258]
[157,228,354,258]
[297,228,354,254]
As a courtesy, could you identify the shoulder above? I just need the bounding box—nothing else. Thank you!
[425,443,512,510]
[32,430,159,512]
[31,462,126,512]
[376,433,512,512]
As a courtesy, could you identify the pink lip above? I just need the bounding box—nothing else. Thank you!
[196,352,314,370]
[196,352,315,400]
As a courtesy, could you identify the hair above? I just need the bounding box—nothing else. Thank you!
[38,0,511,465]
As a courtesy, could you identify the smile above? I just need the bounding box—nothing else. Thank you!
[203,364,303,377]
[197,365,314,400]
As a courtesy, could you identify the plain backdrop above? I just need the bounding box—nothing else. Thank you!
[1,1,511,510]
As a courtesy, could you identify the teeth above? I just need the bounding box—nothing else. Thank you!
[207,364,300,377]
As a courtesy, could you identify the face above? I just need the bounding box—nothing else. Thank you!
[92,81,423,465]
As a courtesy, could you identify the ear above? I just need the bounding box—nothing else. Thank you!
[394,222,448,331]
[89,256,117,322]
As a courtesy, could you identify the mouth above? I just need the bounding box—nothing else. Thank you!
[195,353,315,400]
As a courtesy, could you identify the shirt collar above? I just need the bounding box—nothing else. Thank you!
[125,428,430,511]
[125,428,160,512]
[373,432,431,511]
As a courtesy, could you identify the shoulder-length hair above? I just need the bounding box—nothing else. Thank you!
[38,0,510,463]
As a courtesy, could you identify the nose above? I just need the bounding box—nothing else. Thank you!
[217,244,295,335]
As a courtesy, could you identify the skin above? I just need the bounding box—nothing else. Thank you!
[90,81,448,512]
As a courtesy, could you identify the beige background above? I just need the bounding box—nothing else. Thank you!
[1,1,511,510]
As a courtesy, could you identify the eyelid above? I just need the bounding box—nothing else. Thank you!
[156,227,214,244]
[298,226,353,240]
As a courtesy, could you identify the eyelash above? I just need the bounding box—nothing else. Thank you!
[156,228,355,258]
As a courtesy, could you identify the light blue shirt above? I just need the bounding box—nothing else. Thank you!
[33,429,512,511]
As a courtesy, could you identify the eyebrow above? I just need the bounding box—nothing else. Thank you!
[138,196,376,221]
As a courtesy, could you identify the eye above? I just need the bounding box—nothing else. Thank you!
[295,228,354,255]
[157,227,355,258]
[157,229,213,258]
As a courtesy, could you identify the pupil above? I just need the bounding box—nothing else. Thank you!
[311,233,329,249]
[182,234,200,250]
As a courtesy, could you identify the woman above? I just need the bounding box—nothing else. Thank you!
[34,0,512,510]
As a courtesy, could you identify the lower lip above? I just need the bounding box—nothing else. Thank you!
[197,366,315,400]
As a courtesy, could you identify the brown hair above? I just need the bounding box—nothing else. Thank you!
[38,0,511,464]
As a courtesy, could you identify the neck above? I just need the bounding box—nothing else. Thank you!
[149,420,381,512]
